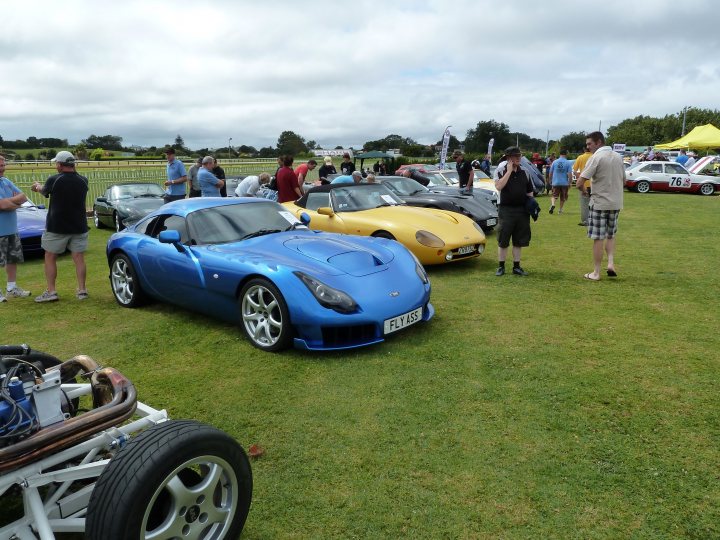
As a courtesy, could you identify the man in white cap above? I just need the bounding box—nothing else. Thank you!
[31,151,89,302]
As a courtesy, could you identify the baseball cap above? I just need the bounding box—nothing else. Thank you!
[51,151,76,164]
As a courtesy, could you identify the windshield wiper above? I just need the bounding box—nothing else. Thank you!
[139,193,161,198]
[240,229,282,240]
[410,189,425,195]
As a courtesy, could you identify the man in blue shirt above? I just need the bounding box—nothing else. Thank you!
[675,150,689,167]
[0,155,32,302]
[549,149,572,214]
[198,156,225,197]
[163,147,187,203]
[330,174,355,185]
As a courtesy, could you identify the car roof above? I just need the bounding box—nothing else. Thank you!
[161,197,272,217]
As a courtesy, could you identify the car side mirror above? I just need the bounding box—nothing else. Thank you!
[97,197,107,203]
[300,212,311,226]
[317,207,334,216]
[159,230,185,252]
[159,230,181,243]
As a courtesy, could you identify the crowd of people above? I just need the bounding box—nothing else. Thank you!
[0,132,627,303]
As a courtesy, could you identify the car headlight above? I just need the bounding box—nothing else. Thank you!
[408,251,429,284]
[294,272,358,314]
[415,230,445,248]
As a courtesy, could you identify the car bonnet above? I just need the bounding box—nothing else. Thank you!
[283,235,395,277]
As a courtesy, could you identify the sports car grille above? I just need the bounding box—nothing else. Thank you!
[321,324,378,347]
[20,236,43,255]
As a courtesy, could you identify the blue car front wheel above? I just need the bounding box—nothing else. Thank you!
[239,278,292,352]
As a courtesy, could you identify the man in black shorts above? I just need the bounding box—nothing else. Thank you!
[494,146,534,276]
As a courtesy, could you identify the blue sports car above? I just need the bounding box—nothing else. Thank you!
[18,201,47,256]
[106,198,434,352]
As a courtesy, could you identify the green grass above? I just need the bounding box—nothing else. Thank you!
[2,191,719,538]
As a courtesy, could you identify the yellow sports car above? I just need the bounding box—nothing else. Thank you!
[283,183,486,265]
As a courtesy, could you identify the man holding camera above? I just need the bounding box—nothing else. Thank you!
[494,147,534,276]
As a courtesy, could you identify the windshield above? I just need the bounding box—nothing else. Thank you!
[441,171,460,184]
[331,185,404,211]
[382,177,428,196]
[111,184,165,199]
[424,172,452,186]
[188,201,305,244]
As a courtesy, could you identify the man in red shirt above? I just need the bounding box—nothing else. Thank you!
[294,159,317,188]
[276,155,302,203]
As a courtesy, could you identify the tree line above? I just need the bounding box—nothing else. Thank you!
[2,107,718,160]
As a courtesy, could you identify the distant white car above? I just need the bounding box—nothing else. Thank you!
[624,161,719,195]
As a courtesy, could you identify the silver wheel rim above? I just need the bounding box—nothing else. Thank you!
[700,184,713,195]
[637,182,649,193]
[93,211,100,228]
[141,455,238,540]
[111,258,134,305]
[241,284,283,347]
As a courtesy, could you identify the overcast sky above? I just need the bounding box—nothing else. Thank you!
[2,0,717,151]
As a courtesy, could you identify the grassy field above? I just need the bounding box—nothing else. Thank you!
[2,191,719,538]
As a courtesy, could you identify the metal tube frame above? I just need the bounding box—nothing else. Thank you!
[0,382,168,539]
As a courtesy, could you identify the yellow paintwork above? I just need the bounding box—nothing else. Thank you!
[283,202,486,265]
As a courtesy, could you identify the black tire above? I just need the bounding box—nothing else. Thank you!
[110,253,147,308]
[93,209,106,229]
[636,180,651,194]
[699,183,715,196]
[114,212,125,232]
[239,278,292,351]
[86,420,252,540]
[372,231,396,240]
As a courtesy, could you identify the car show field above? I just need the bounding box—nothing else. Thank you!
[2,188,718,538]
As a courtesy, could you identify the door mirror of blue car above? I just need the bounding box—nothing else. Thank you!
[159,230,181,244]
[300,212,311,225]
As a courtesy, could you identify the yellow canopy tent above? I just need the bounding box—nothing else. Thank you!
[655,123,720,150]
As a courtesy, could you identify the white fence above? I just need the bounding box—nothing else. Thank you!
[9,161,276,207]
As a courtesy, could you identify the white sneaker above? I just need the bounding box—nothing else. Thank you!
[35,290,59,303]
[7,286,31,298]
[76,290,89,300]
[0,291,6,303]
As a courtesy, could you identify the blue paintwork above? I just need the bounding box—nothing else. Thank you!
[106,198,433,351]
[17,202,47,256]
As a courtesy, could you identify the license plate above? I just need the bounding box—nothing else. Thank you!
[457,245,476,255]
[384,307,423,335]
[486,218,497,226]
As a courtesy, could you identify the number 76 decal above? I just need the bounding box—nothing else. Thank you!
[669,176,691,188]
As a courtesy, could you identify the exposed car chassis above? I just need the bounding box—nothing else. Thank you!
[0,348,252,540]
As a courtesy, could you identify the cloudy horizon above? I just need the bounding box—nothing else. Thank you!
[2,0,717,150]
